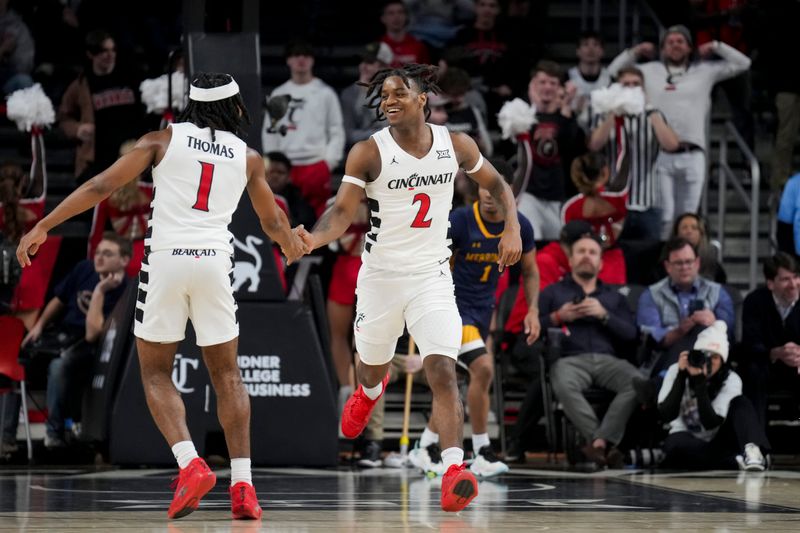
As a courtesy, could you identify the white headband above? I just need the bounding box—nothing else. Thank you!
[189,79,240,102]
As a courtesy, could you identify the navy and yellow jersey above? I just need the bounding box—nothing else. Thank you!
[449,202,536,331]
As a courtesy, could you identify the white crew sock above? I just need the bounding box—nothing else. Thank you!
[362,381,383,400]
[441,447,464,470]
[171,440,199,469]
[419,426,440,448]
[472,433,490,455]
[230,457,253,486]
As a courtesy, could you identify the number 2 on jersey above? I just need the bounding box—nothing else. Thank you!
[411,193,432,228]
[192,161,215,212]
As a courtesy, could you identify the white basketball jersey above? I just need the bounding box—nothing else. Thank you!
[363,124,457,271]
[147,122,248,254]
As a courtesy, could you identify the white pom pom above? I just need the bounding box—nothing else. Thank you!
[496,98,537,141]
[139,71,187,114]
[590,84,645,116]
[6,84,56,132]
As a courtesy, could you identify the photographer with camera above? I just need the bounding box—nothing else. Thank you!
[17,232,129,449]
[657,321,770,471]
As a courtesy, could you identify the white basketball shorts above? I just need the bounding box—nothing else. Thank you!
[353,263,462,365]
[134,249,239,346]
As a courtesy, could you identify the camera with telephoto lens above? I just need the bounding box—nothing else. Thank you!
[687,349,710,369]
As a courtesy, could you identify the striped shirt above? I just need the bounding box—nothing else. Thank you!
[590,111,662,210]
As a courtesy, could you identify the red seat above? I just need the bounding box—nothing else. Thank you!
[0,315,32,461]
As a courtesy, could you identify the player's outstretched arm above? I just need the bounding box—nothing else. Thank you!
[245,149,309,264]
[301,141,371,252]
[451,132,522,271]
[17,131,163,267]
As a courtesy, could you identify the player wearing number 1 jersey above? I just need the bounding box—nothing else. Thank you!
[297,64,522,512]
[17,73,308,521]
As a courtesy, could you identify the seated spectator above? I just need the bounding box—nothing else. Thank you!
[740,253,800,430]
[261,40,345,217]
[0,0,34,95]
[405,0,475,49]
[439,67,493,156]
[538,233,639,467]
[58,29,145,181]
[19,233,130,449]
[340,42,393,150]
[776,171,800,260]
[637,237,735,378]
[561,152,627,281]
[265,151,316,230]
[658,321,770,471]
[515,60,585,241]
[671,212,727,284]
[568,31,611,132]
[427,92,449,126]
[379,0,430,67]
[87,140,153,278]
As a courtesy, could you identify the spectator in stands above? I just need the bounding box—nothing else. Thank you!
[740,253,800,430]
[427,92,449,125]
[58,29,145,181]
[20,232,130,449]
[608,25,751,237]
[764,1,800,192]
[0,139,53,330]
[690,0,755,147]
[262,40,345,217]
[450,0,517,120]
[658,320,770,471]
[516,60,585,241]
[404,0,475,49]
[538,232,640,467]
[379,1,431,67]
[776,172,800,259]
[0,0,34,95]
[265,151,316,231]
[568,31,611,132]
[637,237,735,378]
[671,213,727,284]
[340,42,393,150]
[589,66,680,242]
[439,67,493,156]
[87,140,152,278]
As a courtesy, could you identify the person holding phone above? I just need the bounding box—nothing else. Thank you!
[637,237,735,378]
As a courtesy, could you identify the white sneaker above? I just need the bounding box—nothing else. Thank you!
[382,452,407,468]
[408,441,445,477]
[739,443,766,472]
[469,445,509,478]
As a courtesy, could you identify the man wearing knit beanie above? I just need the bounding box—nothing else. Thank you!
[656,320,771,471]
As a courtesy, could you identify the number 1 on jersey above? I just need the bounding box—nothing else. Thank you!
[192,161,215,212]
[411,193,432,228]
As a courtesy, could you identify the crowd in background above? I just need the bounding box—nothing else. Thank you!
[0,0,799,468]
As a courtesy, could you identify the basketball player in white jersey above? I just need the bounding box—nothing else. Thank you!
[297,64,522,512]
[17,73,308,520]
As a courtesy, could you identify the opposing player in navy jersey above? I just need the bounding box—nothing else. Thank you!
[410,161,540,477]
[17,73,309,520]
[298,64,522,512]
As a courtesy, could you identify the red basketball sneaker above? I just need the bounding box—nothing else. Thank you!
[167,457,217,519]
[230,482,263,520]
[341,373,390,439]
[440,463,478,512]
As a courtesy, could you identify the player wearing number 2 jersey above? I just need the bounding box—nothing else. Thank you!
[17,73,308,521]
[298,64,522,512]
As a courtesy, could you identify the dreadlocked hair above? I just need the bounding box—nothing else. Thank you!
[176,72,251,142]
[359,63,441,122]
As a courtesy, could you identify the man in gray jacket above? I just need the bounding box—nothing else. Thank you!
[608,25,751,238]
